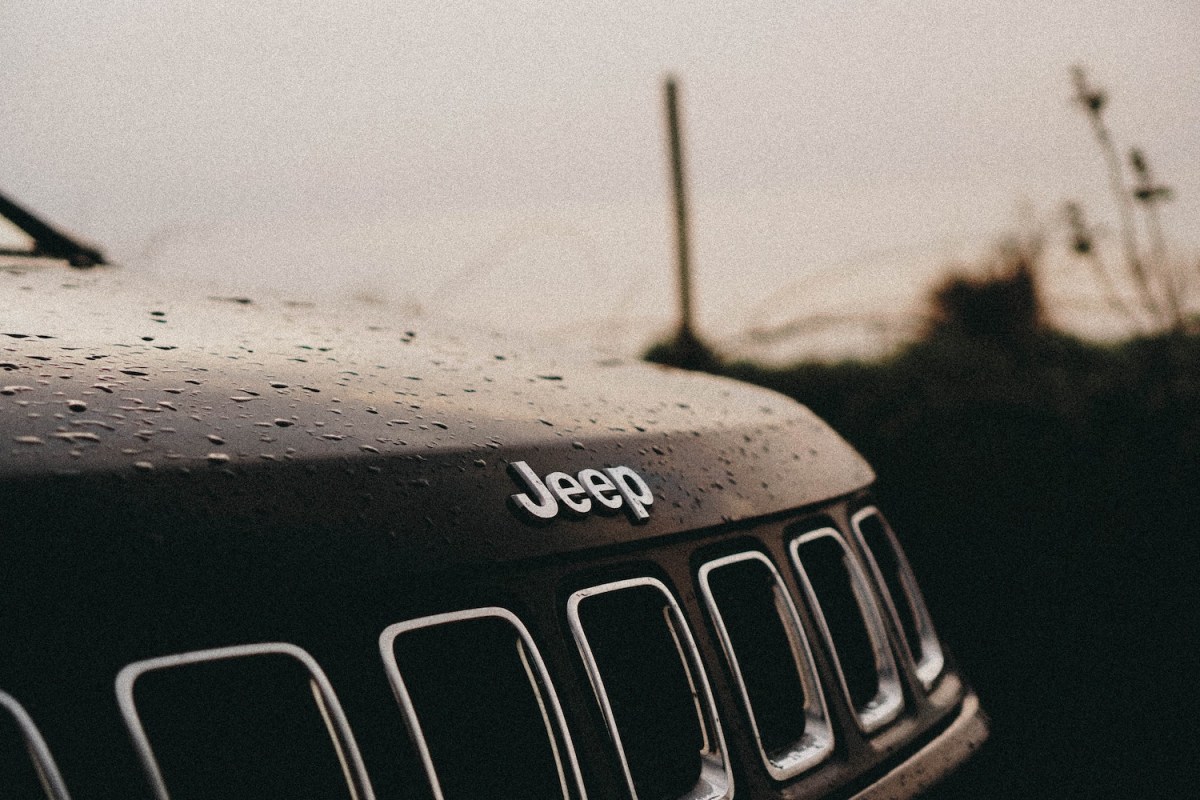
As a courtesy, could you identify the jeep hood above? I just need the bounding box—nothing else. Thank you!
[1,263,872,567]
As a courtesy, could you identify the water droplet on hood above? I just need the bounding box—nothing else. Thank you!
[51,431,101,443]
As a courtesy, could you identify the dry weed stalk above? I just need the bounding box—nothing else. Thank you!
[1069,66,1187,333]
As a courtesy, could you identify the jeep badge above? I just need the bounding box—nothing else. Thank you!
[508,461,654,523]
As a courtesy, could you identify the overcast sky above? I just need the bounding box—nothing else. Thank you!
[3,2,1198,354]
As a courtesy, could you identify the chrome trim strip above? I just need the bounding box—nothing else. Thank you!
[0,690,72,800]
[851,506,945,690]
[697,551,834,780]
[115,642,375,800]
[378,606,587,800]
[789,528,904,733]
[566,577,733,800]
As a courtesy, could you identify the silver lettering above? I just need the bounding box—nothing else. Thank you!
[605,465,654,522]
[578,468,623,510]
[507,461,654,523]
[546,471,592,515]
[508,461,559,520]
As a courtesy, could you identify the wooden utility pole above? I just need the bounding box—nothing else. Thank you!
[664,77,695,340]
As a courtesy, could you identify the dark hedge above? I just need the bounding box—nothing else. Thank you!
[669,331,1200,798]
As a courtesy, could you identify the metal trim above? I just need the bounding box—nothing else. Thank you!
[788,528,904,733]
[697,551,834,780]
[115,642,376,800]
[566,577,734,800]
[378,606,587,800]
[851,506,945,690]
[0,690,72,800]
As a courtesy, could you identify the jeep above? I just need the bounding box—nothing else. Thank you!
[1,229,986,799]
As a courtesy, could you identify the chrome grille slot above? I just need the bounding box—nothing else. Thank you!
[568,578,732,800]
[852,507,945,689]
[379,608,585,800]
[698,552,833,780]
[115,644,373,800]
[0,691,70,800]
[789,528,903,733]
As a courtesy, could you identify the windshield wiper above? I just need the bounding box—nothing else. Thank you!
[0,190,106,267]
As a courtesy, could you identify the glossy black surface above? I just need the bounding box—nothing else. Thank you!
[0,261,980,800]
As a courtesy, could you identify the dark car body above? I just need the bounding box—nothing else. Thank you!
[1,260,986,799]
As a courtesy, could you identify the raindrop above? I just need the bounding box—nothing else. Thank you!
[51,431,102,443]
[208,434,225,445]
[133,461,154,472]
[68,419,112,431]
[273,418,294,427]
[206,452,231,464]
[13,435,44,445]
[67,400,87,412]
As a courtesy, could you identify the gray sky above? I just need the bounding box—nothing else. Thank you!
[3,2,1198,354]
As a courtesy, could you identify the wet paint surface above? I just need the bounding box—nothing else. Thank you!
[1,261,872,567]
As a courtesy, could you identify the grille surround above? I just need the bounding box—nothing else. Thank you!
[567,576,734,800]
[114,642,375,800]
[851,507,946,690]
[697,550,835,780]
[378,606,587,800]
[788,527,904,734]
[0,690,71,800]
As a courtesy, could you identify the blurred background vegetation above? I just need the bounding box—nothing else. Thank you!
[648,67,1199,799]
